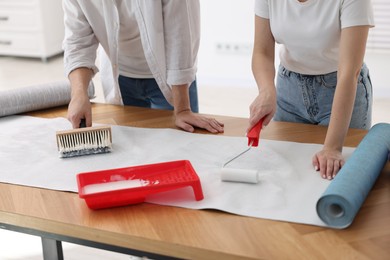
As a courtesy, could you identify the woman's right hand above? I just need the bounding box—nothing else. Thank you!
[247,88,277,133]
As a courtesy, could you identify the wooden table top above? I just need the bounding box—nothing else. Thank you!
[0,103,389,259]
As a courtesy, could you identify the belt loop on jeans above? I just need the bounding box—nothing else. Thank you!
[280,65,291,77]
[360,62,368,78]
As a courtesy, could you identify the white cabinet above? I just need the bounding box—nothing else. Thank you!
[0,0,64,61]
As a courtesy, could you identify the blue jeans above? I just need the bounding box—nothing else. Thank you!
[118,76,199,112]
[274,63,372,129]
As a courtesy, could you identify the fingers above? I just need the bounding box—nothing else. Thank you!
[325,159,341,180]
[312,151,344,180]
[175,112,224,134]
[247,114,262,132]
[85,112,93,127]
[247,93,276,132]
[196,118,224,133]
[68,112,92,129]
[67,114,82,129]
[263,114,273,127]
[176,121,195,133]
[69,117,87,129]
[247,108,274,133]
[312,156,320,172]
[209,118,224,131]
[67,97,92,129]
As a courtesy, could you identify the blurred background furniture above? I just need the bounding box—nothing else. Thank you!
[0,0,64,62]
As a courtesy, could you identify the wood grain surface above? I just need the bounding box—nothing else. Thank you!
[0,103,389,260]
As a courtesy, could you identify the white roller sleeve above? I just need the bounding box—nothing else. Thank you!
[220,168,259,184]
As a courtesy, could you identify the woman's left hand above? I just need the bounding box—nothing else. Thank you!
[312,148,345,180]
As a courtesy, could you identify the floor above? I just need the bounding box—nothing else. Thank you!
[0,55,389,260]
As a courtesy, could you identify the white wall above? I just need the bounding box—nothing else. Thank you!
[364,51,390,98]
[197,0,390,98]
[197,0,257,88]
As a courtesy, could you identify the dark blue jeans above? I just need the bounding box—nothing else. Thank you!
[118,76,199,112]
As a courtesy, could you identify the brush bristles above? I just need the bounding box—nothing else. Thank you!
[56,126,112,158]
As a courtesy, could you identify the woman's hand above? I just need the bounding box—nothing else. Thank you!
[312,148,345,180]
[247,89,276,133]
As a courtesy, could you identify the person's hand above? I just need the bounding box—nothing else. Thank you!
[174,109,224,133]
[67,90,92,128]
[247,89,276,133]
[312,148,345,180]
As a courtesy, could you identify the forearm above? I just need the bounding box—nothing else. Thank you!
[172,84,191,114]
[248,16,277,128]
[68,68,94,99]
[324,26,369,151]
[66,68,94,128]
[324,77,358,151]
[252,16,276,95]
[252,51,276,95]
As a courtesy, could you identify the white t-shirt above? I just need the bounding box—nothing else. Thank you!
[255,0,375,75]
[116,0,153,78]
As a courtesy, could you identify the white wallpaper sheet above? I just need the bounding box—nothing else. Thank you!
[0,116,355,227]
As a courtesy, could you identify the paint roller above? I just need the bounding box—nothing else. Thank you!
[220,119,263,183]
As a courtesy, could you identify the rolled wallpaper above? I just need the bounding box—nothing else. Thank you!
[0,81,95,117]
[317,123,390,229]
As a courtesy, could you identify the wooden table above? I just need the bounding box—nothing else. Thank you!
[0,103,389,259]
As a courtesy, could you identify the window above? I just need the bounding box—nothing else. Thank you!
[367,0,390,51]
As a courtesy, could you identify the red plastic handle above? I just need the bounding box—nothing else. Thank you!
[247,119,263,147]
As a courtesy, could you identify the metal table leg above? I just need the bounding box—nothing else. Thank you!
[41,237,64,260]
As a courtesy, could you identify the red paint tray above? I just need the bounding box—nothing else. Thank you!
[77,160,204,209]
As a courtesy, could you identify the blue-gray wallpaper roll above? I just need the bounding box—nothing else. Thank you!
[0,81,95,117]
[317,123,390,229]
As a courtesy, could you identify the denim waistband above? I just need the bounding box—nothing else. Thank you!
[279,63,369,78]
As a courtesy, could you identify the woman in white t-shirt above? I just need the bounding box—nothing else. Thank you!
[250,0,374,179]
